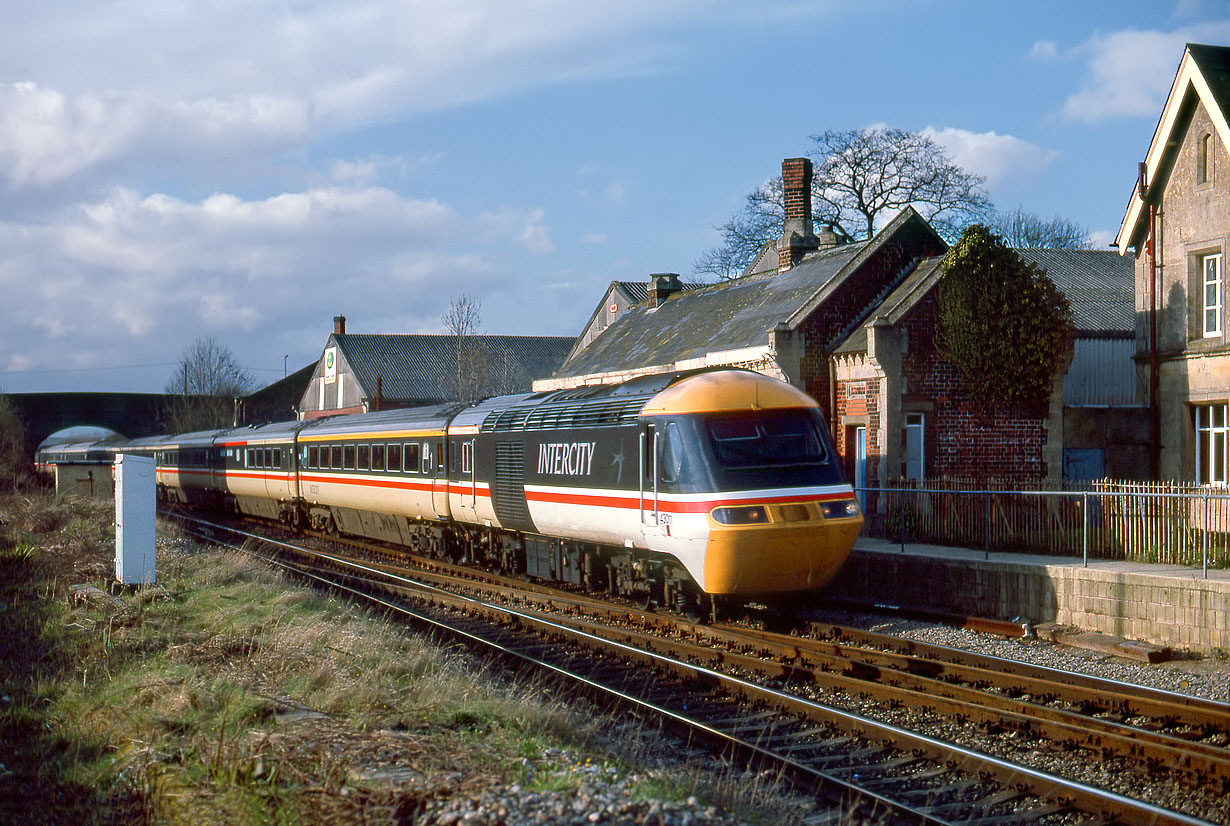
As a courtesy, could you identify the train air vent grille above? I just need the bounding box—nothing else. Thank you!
[482,396,649,432]
[492,440,532,529]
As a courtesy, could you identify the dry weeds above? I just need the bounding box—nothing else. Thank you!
[0,492,811,826]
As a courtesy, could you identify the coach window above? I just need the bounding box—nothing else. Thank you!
[358,444,370,470]
[388,443,402,472]
[273,449,282,468]
[405,442,420,473]
[308,446,319,468]
[435,443,445,473]
[372,444,385,471]
[343,445,356,469]
[330,445,343,470]
[658,422,683,483]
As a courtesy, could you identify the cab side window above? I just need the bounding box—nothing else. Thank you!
[658,422,684,483]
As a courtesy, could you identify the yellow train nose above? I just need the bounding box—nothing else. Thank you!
[701,502,862,594]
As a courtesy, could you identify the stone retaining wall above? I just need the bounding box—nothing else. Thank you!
[826,548,1230,654]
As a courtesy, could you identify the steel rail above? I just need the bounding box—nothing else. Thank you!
[179,520,943,825]
[178,515,1220,826]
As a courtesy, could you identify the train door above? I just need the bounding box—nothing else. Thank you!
[639,423,667,544]
[430,440,450,518]
[453,438,478,523]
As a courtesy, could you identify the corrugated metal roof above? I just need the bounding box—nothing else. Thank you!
[1063,337,1141,406]
[1014,249,1134,333]
[613,280,703,303]
[336,334,575,402]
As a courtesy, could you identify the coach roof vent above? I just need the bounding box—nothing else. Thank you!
[334,315,346,335]
[648,273,682,308]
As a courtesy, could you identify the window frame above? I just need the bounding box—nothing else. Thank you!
[1204,252,1223,338]
[1196,402,1230,485]
[904,412,925,482]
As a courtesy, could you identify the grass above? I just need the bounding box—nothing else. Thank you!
[0,492,821,825]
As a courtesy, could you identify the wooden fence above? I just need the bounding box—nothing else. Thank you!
[859,479,1230,570]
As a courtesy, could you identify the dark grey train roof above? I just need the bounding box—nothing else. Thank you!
[215,418,309,445]
[334,334,575,402]
[302,403,463,437]
[1014,249,1134,334]
[555,243,867,378]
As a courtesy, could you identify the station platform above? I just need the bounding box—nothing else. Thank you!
[825,537,1230,654]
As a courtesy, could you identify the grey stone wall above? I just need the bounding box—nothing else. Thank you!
[827,545,1230,653]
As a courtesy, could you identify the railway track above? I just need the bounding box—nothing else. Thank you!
[176,513,1226,825]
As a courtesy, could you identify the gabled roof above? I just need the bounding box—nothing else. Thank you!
[833,248,1134,356]
[611,280,703,304]
[551,208,943,381]
[1117,43,1230,250]
[832,256,945,355]
[554,243,866,378]
[334,334,575,403]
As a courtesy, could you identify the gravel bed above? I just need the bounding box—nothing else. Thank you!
[813,606,1230,704]
[799,607,1230,823]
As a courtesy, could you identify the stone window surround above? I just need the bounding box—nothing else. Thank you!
[1188,240,1227,343]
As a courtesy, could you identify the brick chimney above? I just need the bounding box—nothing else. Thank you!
[648,273,682,308]
[777,157,819,272]
[333,315,346,335]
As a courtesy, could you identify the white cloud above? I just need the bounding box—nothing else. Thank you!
[0,184,555,387]
[1028,40,1059,62]
[1060,30,1186,123]
[923,127,1059,189]
[1057,22,1230,123]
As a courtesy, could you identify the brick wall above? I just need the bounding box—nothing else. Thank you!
[898,291,1049,482]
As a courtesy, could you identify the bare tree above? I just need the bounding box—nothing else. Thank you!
[991,206,1094,249]
[163,337,255,432]
[442,294,486,403]
[696,126,992,279]
[811,127,992,242]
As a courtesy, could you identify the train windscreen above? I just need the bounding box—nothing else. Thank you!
[705,409,828,469]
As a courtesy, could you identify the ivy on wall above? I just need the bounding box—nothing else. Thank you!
[935,225,1073,416]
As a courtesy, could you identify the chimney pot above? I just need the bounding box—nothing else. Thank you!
[334,315,346,335]
[648,273,682,308]
[777,158,819,272]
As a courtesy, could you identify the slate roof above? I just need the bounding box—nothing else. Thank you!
[554,242,867,378]
[335,334,575,403]
[1118,43,1230,249]
[1014,249,1134,334]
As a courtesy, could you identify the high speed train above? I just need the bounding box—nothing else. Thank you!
[74,368,864,615]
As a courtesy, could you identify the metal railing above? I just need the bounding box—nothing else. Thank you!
[856,480,1230,577]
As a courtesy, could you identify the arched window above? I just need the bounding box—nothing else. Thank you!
[1198,132,1214,185]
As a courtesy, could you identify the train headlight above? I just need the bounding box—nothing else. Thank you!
[820,499,860,519]
[712,505,769,525]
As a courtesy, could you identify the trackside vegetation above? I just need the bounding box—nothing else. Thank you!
[0,494,808,825]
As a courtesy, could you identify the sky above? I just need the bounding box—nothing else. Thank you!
[3,0,1230,395]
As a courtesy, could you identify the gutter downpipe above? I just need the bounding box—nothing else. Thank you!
[1141,162,1160,480]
